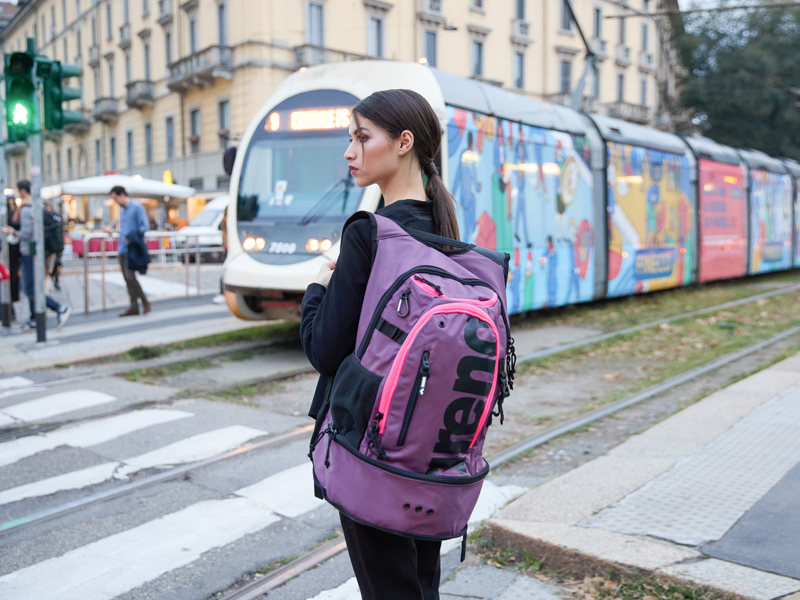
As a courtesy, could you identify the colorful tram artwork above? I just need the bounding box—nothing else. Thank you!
[222,61,800,322]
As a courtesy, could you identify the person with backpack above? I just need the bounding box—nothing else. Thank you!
[1,181,71,330]
[301,90,512,600]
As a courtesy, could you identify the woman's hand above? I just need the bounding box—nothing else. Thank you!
[314,259,337,288]
[1,226,13,235]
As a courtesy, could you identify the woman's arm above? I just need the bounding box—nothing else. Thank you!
[300,219,372,377]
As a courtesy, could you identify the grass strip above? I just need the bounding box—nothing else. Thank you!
[125,358,212,384]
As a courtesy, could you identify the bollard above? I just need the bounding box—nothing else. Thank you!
[195,235,201,296]
[83,234,90,314]
[184,235,190,299]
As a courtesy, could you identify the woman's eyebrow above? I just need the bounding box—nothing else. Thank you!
[354,127,371,134]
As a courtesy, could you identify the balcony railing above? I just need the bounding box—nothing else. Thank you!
[89,44,100,67]
[511,19,532,44]
[591,37,607,59]
[640,51,654,70]
[168,45,232,90]
[544,92,598,112]
[294,44,370,69]
[64,108,93,135]
[157,0,173,25]
[616,45,631,66]
[94,97,119,122]
[5,141,27,156]
[119,23,131,48]
[607,101,649,123]
[126,80,154,108]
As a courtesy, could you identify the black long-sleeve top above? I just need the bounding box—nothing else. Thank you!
[301,200,435,418]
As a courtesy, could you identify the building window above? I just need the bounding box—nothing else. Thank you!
[307,2,324,46]
[166,116,175,159]
[189,13,198,53]
[593,7,602,38]
[41,16,46,43]
[144,40,151,80]
[471,40,483,77]
[108,61,116,97]
[560,60,572,93]
[95,138,101,173]
[641,23,648,51]
[514,52,524,90]
[165,31,173,65]
[67,148,73,180]
[471,0,484,10]
[51,6,56,39]
[617,72,625,102]
[561,0,573,31]
[218,99,230,148]
[77,28,82,55]
[424,30,436,67]
[189,177,204,190]
[145,123,153,163]
[643,0,650,12]
[592,63,600,98]
[368,17,384,58]
[57,151,62,180]
[91,15,96,44]
[106,5,112,40]
[127,130,134,167]
[62,0,67,27]
[34,22,38,47]
[125,51,132,83]
[190,108,201,154]
[76,0,81,17]
[218,1,227,45]
[64,38,69,62]
[123,0,129,24]
[93,67,100,98]
[640,76,647,105]
[143,0,149,16]
[47,154,52,181]
[619,18,626,45]
[110,135,117,171]
[516,0,525,20]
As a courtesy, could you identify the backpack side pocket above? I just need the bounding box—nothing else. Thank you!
[329,353,383,448]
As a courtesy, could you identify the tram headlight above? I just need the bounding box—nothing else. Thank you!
[319,238,332,252]
[306,238,320,252]
[255,237,266,250]
[243,237,256,251]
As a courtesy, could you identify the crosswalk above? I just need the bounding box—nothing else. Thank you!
[0,383,528,600]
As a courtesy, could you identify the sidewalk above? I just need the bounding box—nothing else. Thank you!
[490,354,800,600]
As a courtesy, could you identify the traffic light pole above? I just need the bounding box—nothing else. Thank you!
[29,124,46,343]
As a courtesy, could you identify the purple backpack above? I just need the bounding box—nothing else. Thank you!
[310,212,514,554]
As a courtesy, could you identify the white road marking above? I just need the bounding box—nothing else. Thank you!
[0,462,120,506]
[1,390,116,423]
[0,409,193,468]
[0,498,280,600]
[116,425,267,476]
[0,376,34,390]
[306,577,360,600]
[237,462,324,517]
[0,413,17,427]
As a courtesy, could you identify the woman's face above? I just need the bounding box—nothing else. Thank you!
[344,114,402,188]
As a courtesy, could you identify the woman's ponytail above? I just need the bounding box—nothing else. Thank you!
[422,160,460,241]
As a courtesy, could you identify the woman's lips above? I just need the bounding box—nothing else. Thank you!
[349,167,358,175]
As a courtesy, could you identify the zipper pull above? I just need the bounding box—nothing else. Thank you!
[397,290,410,317]
[413,275,443,296]
[324,423,336,468]
[419,351,431,396]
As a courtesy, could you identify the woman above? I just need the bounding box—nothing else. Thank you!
[300,89,459,600]
[6,195,21,321]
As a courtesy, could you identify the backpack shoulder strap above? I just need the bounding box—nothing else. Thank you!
[341,210,378,266]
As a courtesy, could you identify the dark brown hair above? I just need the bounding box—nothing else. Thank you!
[352,89,460,241]
[110,185,128,196]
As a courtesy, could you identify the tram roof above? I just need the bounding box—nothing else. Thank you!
[736,148,788,174]
[680,135,741,166]
[586,114,688,155]
[779,158,800,178]
[430,68,588,136]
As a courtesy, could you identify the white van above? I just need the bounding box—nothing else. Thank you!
[177,195,229,262]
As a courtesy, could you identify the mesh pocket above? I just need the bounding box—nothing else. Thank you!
[330,353,383,448]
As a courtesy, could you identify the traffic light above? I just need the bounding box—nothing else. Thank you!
[4,50,36,143]
[42,61,82,131]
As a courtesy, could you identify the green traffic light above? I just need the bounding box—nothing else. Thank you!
[12,103,28,125]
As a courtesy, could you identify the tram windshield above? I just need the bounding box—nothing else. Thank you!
[237,90,363,226]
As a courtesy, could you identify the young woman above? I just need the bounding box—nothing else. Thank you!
[300,89,459,600]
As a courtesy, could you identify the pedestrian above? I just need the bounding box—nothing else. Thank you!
[110,185,151,317]
[43,203,64,292]
[5,194,21,321]
[1,181,71,330]
[301,89,460,600]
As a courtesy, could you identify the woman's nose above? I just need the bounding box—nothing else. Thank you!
[344,144,355,161]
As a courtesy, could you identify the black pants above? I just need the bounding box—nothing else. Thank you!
[340,513,441,600]
[119,252,148,310]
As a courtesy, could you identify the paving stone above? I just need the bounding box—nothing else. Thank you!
[495,575,564,600]
[771,354,800,372]
[658,559,800,600]
[440,565,516,599]
[492,520,698,572]
[726,369,800,396]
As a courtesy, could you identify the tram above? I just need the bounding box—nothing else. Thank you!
[221,60,800,321]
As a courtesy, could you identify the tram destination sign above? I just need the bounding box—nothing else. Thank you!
[265,107,352,133]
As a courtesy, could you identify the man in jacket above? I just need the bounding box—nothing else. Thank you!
[2,181,71,330]
[110,185,151,316]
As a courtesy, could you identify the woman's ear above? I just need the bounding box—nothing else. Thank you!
[398,130,415,156]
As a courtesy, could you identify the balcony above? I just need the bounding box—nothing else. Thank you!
[294,44,370,69]
[126,80,155,108]
[94,97,119,122]
[157,0,173,25]
[607,101,649,124]
[511,19,532,45]
[640,51,654,71]
[119,23,131,49]
[544,92,598,112]
[591,37,607,59]
[419,0,444,23]
[43,129,64,142]
[5,142,27,156]
[89,44,100,67]
[64,109,93,135]
[616,45,631,66]
[168,45,232,90]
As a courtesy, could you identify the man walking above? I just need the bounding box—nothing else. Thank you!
[110,186,151,317]
[2,181,71,330]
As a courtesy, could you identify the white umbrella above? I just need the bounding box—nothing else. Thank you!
[40,175,196,200]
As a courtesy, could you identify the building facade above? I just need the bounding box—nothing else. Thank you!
[0,0,680,222]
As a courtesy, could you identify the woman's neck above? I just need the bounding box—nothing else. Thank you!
[380,163,428,206]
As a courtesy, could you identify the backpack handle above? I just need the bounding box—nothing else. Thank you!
[406,229,475,252]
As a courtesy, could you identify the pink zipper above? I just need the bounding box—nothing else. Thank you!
[377,303,500,449]
[412,275,498,307]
